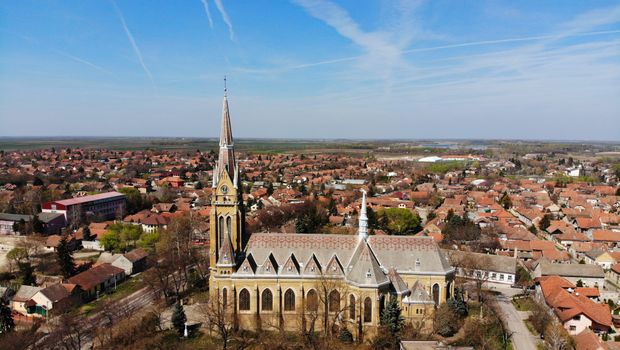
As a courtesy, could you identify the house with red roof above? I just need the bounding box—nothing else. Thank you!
[538,275,611,335]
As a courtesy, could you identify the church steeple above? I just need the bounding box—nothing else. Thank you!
[358,189,368,240]
[217,77,236,180]
[209,78,245,270]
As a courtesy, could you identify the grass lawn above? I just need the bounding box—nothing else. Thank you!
[512,297,536,311]
[74,276,145,316]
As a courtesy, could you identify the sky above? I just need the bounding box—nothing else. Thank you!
[0,0,619,141]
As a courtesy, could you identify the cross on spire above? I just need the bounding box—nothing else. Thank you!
[224,75,227,97]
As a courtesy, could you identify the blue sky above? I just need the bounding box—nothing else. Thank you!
[1,0,619,140]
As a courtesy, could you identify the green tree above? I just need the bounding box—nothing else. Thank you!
[82,225,93,241]
[32,215,44,234]
[119,187,143,214]
[18,261,36,286]
[0,301,14,334]
[56,236,76,278]
[171,302,187,336]
[380,297,405,345]
[338,328,353,343]
[138,232,160,252]
[100,231,121,252]
[576,279,584,287]
[433,302,460,337]
[539,214,552,231]
[378,208,421,235]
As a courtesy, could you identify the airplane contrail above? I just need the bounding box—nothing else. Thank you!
[200,0,214,28]
[110,0,154,85]
[214,0,234,41]
[53,49,114,76]
[285,28,620,71]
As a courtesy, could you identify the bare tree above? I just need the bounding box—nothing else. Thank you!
[312,273,351,337]
[544,321,572,350]
[447,251,492,304]
[200,292,235,350]
[43,314,89,350]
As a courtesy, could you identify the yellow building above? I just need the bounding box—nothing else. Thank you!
[209,90,455,337]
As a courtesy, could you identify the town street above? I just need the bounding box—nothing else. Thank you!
[495,293,539,350]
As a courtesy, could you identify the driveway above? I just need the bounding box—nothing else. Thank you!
[495,292,539,350]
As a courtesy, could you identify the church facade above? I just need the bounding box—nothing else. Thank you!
[208,92,456,336]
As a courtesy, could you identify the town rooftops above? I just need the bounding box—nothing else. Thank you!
[443,249,516,275]
[537,261,605,278]
[0,213,33,222]
[48,191,125,206]
[124,248,148,263]
[13,285,43,302]
[68,263,124,290]
[39,283,71,303]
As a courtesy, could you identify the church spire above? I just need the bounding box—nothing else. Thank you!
[358,189,368,240]
[217,76,236,179]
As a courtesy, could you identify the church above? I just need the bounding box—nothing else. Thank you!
[208,90,456,336]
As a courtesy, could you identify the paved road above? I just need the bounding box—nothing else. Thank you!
[495,294,539,350]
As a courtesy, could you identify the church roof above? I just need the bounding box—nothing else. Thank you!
[237,233,453,279]
[216,231,235,267]
[403,280,434,304]
[345,240,389,287]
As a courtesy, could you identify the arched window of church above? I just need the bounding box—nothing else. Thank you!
[218,216,225,248]
[306,289,318,312]
[363,297,372,323]
[222,288,227,309]
[349,294,356,320]
[226,216,232,239]
[329,290,340,313]
[239,288,250,311]
[432,283,440,306]
[284,289,295,311]
[261,289,273,311]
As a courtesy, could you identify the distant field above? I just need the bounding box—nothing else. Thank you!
[0,137,387,154]
[1,137,618,154]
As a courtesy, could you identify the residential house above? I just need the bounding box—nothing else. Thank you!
[537,276,611,335]
[68,263,125,300]
[444,250,517,287]
[11,285,42,316]
[533,261,605,288]
[29,283,80,318]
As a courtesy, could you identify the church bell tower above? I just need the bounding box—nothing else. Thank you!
[209,81,245,272]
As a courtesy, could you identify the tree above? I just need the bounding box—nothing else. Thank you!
[171,302,187,336]
[56,236,76,278]
[119,187,144,214]
[338,328,353,343]
[82,225,93,241]
[0,301,14,334]
[32,215,44,234]
[544,322,572,350]
[447,287,468,317]
[18,261,36,286]
[100,231,121,252]
[576,279,584,287]
[499,192,512,210]
[539,214,552,231]
[201,292,235,350]
[6,247,28,273]
[433,303,460,337]
[378,208,421,235]
[380,297,405,346]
